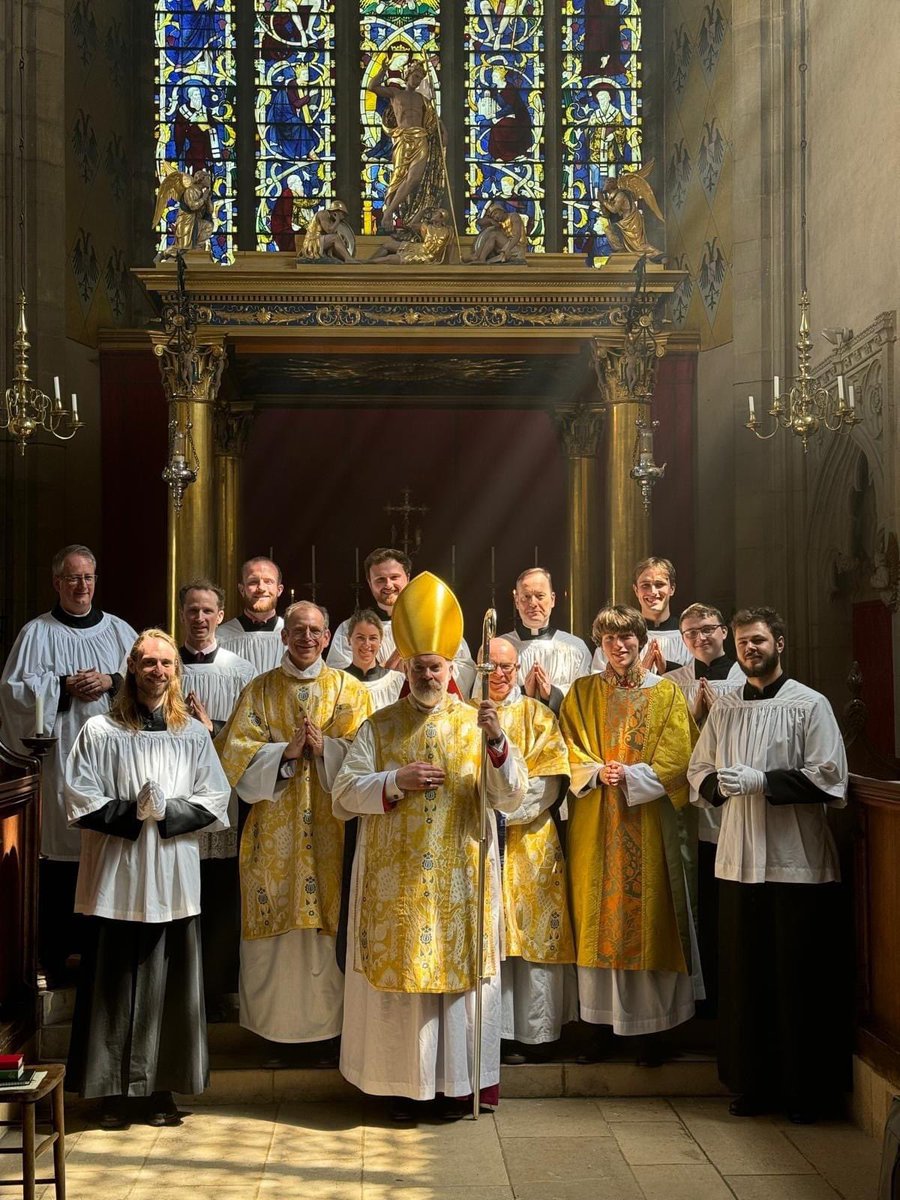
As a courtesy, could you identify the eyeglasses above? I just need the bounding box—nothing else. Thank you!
[288,625,324,638]
[490,662,518,674]
[682,625,726,640]
[60,574,97,584]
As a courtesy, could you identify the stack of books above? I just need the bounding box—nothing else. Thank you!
[0,1054,34,1089]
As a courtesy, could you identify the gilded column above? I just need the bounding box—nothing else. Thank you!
[554,403,604,639]
[213,403,253,617]
[151,332,227,634]
[591,318,668,606]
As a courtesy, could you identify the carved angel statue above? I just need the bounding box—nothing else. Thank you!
[297,200,357,263]
[152,164,214,260]
[598,160,665,259]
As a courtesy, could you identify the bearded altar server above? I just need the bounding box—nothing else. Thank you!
[332,572,528,1119]
[481,637,576,1062]
[560,605,700,1063]
[218,556,286,676]
[216,601,371,1057]
[591,557,692,676]
[499,567,592,715]
[64,629,230,1129]
[327,547,477,696]
[341,608,404,710]
[688,606,848,1123]
[0,543,136,985]
[177,578,254,1017]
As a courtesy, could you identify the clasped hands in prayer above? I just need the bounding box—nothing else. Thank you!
[717,764,767,796]
[137,781,166,821]
[66,669,114,702]
[523,661,552,701]
[598,761,626,787]
[283,716,325,762]
[641,640,667,674]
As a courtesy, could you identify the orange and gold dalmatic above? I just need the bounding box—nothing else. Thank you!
[494,697,575,966]
[216,665,372,941]
[559,676,695,974]
[355,695,494,994]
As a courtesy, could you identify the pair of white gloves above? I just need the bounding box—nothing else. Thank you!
[717,764,767,797]
[136,781,166,822]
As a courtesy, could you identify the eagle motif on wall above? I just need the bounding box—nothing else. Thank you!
[699,2,727,77]
[670,25,693,98]
[698,119,726,199]
[667,140,692,214]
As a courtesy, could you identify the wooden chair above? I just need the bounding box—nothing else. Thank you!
[0,1063,66,1199]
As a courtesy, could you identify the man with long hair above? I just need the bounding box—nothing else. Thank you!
[64,629,230,1129]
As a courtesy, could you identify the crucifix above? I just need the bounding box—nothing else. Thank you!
[384,487,428,559]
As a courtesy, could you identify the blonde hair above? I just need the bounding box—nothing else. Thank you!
[591,605,648,649]
[109,628,191,732]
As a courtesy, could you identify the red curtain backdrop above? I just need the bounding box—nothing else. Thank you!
[852,598,895,758]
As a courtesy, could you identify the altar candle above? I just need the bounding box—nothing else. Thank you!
[534,545,539,567]
[290,587,295,604]
[773,376,780,401]
[71,393,79,421]
[269,546,274,561]
[748,395,756,419]
[53,376,61,407]
[848,385,856,409]
[837,374,845,402]
[35,694,44,737]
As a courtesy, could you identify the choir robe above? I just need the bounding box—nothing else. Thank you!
[559,671,702,1035]
[489,687,577,1044]
[0,606,136,859]
[218,613,285,677]
[216,654,371,1042]
[332,692,528,1101]
[327,607,477,696]
[64,709,230,1099]
[343,663,404,711]
[687,676,849,1106]
[591,615,693,676]
[500,621,593,713]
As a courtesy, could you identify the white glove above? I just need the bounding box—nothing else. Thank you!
[718,765,766,797]
[136,781,166,821]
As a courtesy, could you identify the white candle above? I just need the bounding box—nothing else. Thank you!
[534,545,539,567]
[848,385,856,409]
[71,392,79,421]
[748,395,756,419]
[35,694,44,737]
[311,544,316,580]
[837,374,845,402]
[290,587,295,604]
[53,376,61,406]
[269,545,274,561]
[773,376,780,401]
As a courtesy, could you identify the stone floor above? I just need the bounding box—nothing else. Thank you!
[0,1094,882,1200]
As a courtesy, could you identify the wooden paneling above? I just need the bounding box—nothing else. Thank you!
[0,741,39,1054]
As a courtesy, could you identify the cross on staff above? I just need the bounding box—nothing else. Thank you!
[384,487,428,559]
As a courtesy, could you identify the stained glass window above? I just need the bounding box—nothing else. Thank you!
[464,2,545,252]
[255,2,336,253]
[562,0,642,262]
[359,1,441,235]
[154,0,237,263]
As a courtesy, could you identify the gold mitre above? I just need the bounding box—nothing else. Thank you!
[392,571,463,661]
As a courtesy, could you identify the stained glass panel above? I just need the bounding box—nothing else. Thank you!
[464,2,545,252]
[255,2,336,253]
[359,1,441,235]
[562,0,642,262]
[154,0,237,263]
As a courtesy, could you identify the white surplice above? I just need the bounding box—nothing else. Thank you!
[327,615,477,697]
[591,626,693,674]
[347,668,404,712]
[668,658,744,844]
[182,647,254,859]
[64,714,230,922]
[500,628,592,698]
[0,609,137,859]
[331,707,528,1100]
[218,617,285,677]
[687,680,848,883]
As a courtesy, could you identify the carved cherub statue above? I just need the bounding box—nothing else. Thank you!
[597,159,665,259]
[296,200,358,263]
[152,165,214,261]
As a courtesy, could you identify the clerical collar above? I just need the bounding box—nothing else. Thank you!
[346,663,388,682]
[645,613,678,631]
[137,703,167,731]
[52,603,103,629]
[237,612,279,632]
[743,672,789,701]
[374,605,393,623]
[513,618,557,641]
[280,651,323,680]
[180,644,219,665]
[695,654,735,681]
[602,663,646,689]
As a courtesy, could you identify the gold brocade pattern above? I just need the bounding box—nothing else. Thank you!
[559,676,695,973]
[357,695,494,993]
[216,666,371,940]
[494,698,575,965]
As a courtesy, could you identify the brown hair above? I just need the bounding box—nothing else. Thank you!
[591,605,648,649]
[348,608,384,638]
[51,544,96,577]
[178,577,225,611]
[732,606,786,643]
[679,602,726,629]
[240,556,282,583]
[632,556,676,585]
[109,629,191,732]
[284,600,330,630]
[514,567,553,591]
[364,547,412,578]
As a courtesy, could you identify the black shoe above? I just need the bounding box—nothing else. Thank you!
[502,1051,527,1065]
[786,1102,818,1125]
[388,1096,417,1122]
[634,1035,666,1068]
[146,1091,183,1127]
[729,1094,770,1117]
[98,1097,129,1130]
[313,1036,340,1068]
[439,1097,472,1121]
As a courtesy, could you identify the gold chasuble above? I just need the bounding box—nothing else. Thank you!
[493,697,575,965]
[356,694,495,994]
[559,675,695,974]
[217,665,371,941]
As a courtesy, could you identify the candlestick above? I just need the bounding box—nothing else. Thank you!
[848,385,855,409]
[837,374,845,402]
[34,693,44,737]
[773,376,780,401]
[748,395,755,419]
[53,376,61,407]
[290,587,295,604]
[71,392,79,421]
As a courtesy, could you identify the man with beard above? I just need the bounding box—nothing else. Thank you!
[560,605,699,1064]
[688,607,848,1123]
[218,556,285,677]
[327,547,476,695]
[332,573,528,1119]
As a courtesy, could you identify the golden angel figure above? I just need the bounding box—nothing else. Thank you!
[598,159,665,258]
[152,165,214,260]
